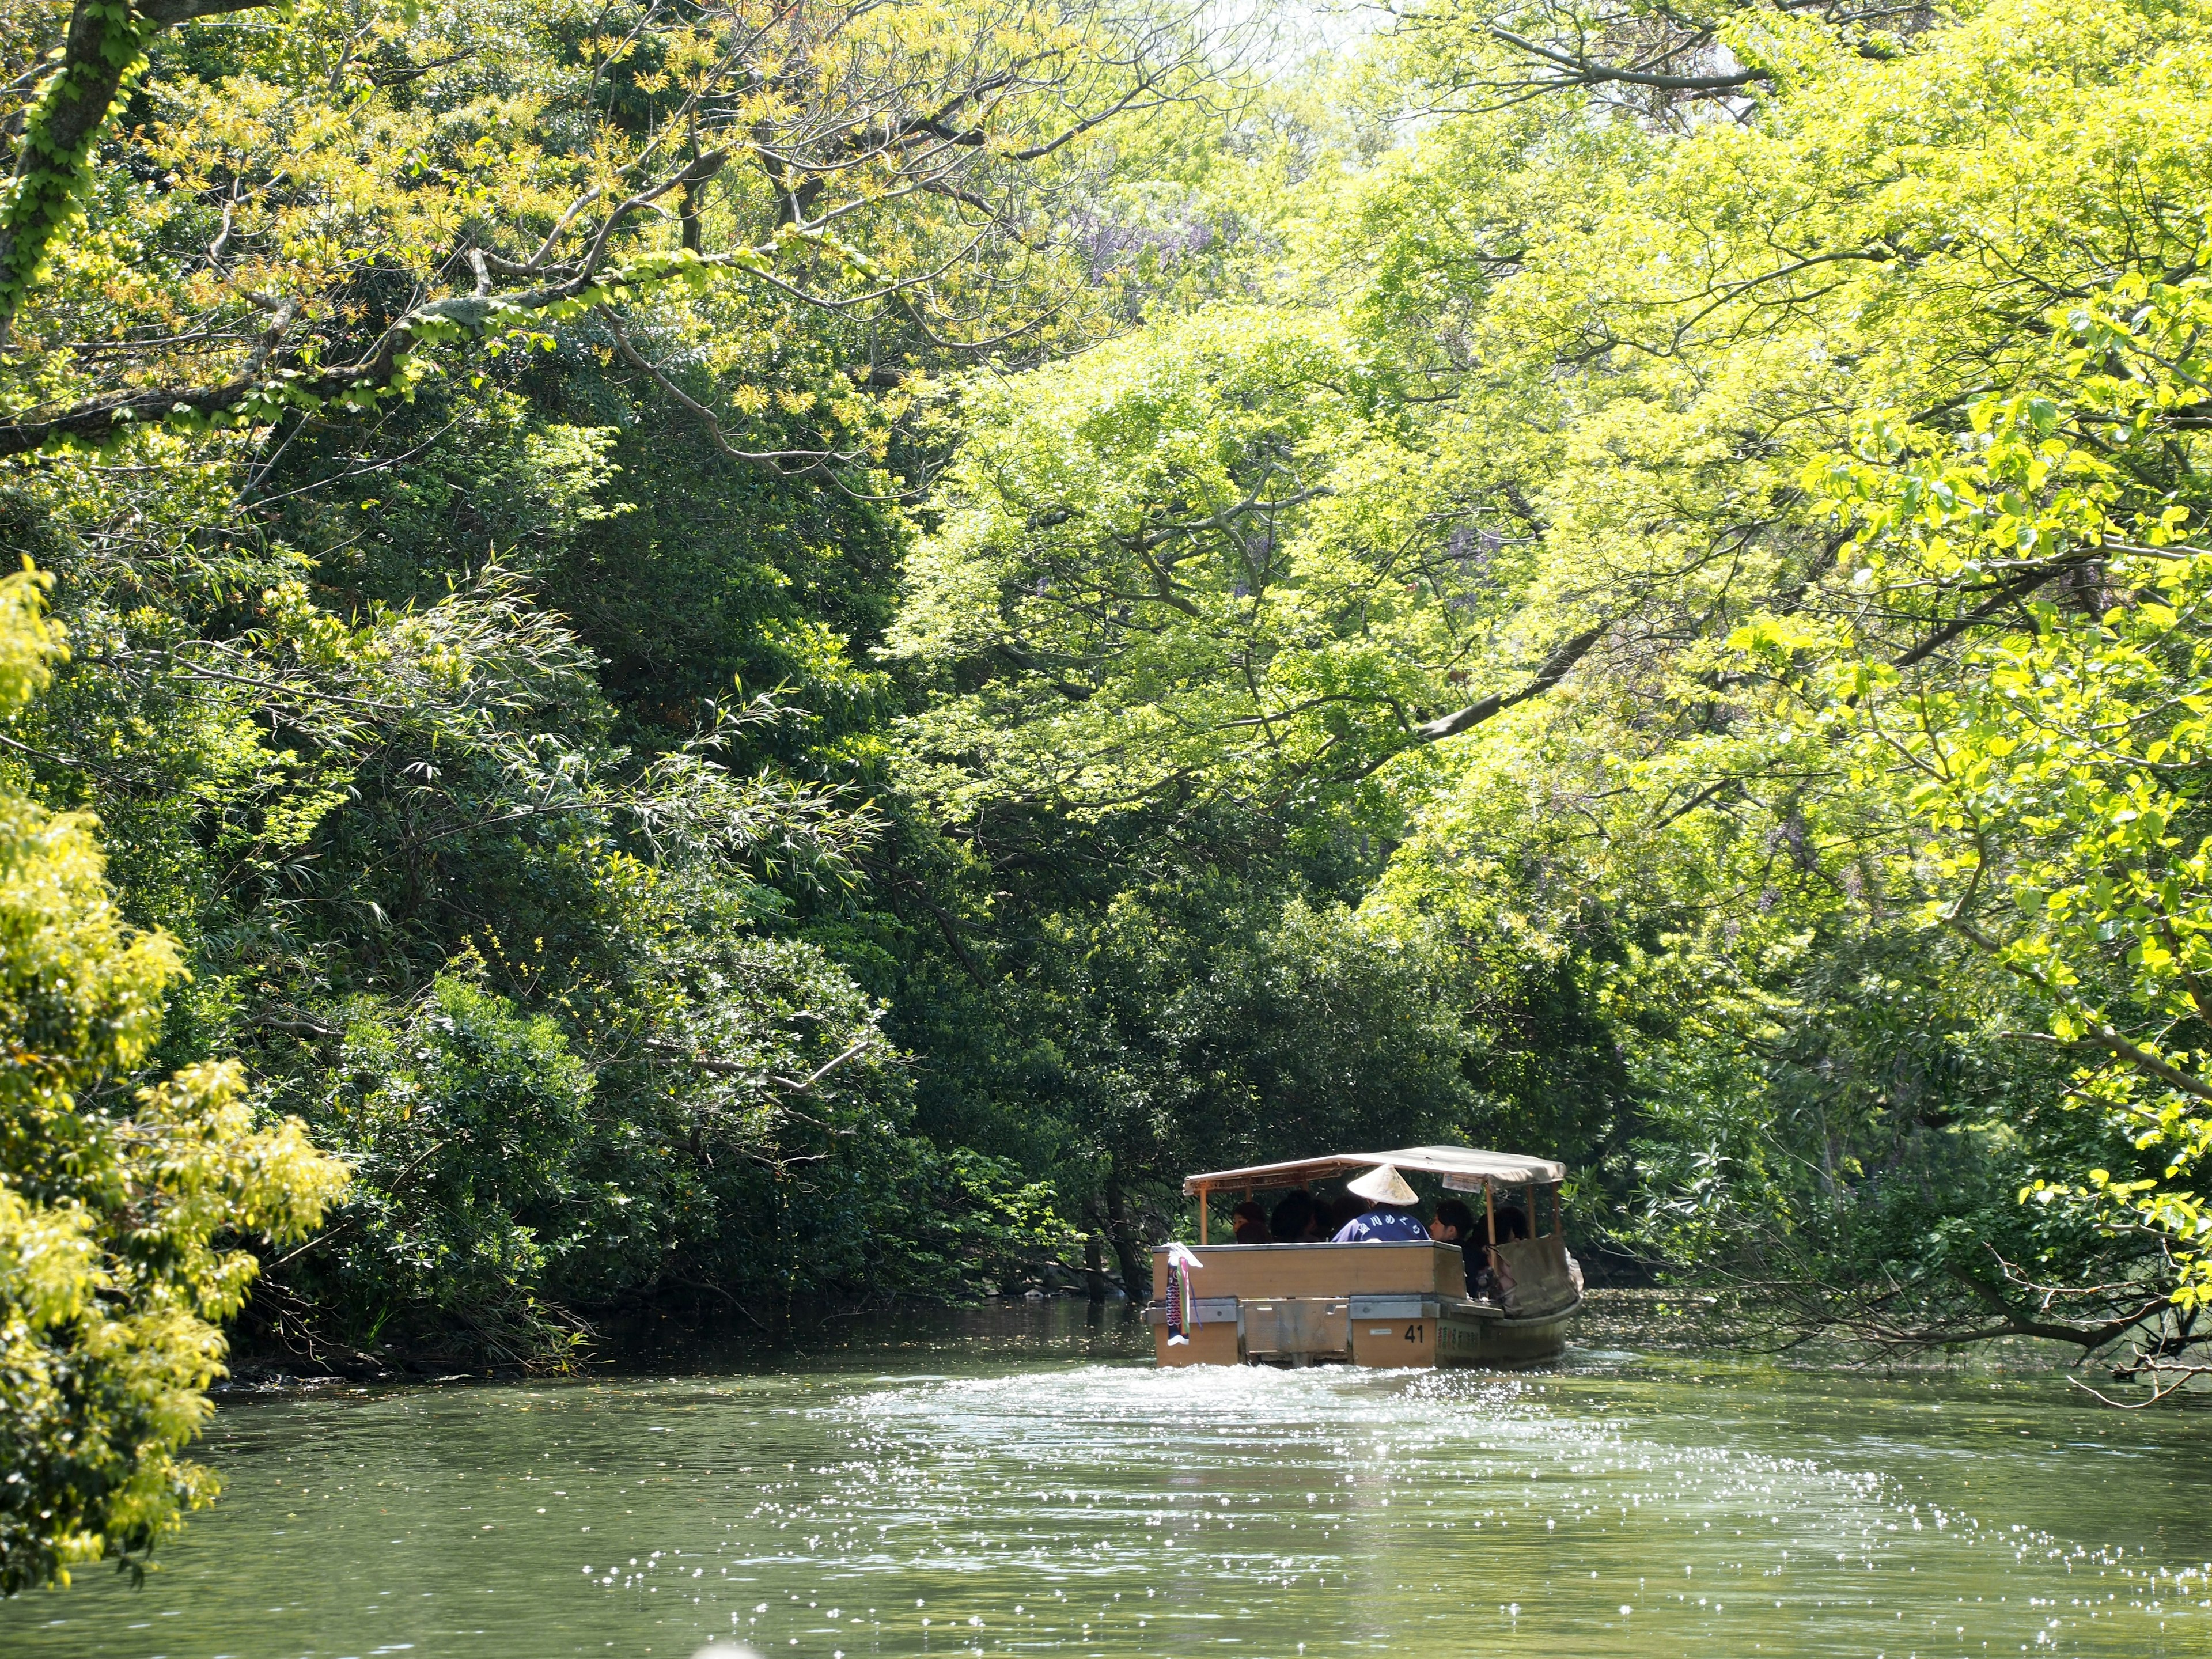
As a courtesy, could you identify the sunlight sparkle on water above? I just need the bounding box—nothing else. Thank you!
[3,1305,2209,1658]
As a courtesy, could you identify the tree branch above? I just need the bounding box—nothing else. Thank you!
[1487,26,1769,93]
[1411,620,1608,741]
[596,305,852,478]
[1945,914,2212,1107]
[0,0,281,339]
[1889,557,2085,672]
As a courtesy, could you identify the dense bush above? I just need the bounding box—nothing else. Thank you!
[0,571,345,1592]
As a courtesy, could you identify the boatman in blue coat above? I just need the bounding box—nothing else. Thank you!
[1330,1164,1429,1241]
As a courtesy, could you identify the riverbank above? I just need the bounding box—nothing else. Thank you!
[215,1287,2137,1395]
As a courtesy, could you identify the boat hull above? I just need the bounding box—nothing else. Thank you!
[1433,1298,1578,1366]
[1147,1241,1577,1369]
[1149,1287,1578,1369]
[1150,1291,1584,1371]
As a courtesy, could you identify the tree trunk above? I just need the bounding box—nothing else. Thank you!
[1084,1229,1108,1302]
[0,0,274,340]
[1104,1172,1149,1304]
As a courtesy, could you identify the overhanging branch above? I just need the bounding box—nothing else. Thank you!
[1411,620,1608,741]
[1487,26,1770,93]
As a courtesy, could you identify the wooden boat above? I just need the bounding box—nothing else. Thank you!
[1146,1145,1581,1369]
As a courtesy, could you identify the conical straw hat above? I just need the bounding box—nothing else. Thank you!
[1347,1163,1417,1206]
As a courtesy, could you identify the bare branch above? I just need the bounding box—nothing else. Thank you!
[1487,25,1768,92]
[596,305,853,478]
[1412,620,1609,741]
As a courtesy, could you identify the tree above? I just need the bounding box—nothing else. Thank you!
[887,305,1589,825]
[1330,0,2212,1365]
[888,0,2212,1376]
[1787,281,2212,1389]
[0,566,346,1594]
[0,0,1229,459]
[0,0,1240,1368]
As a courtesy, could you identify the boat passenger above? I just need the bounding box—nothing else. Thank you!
[1269,1189,1317,1243]
[1328,1165,1429,1242]
[1231,1200,1272,1244]
[1428,1198,1475,1246]
[1430,1198,1487,1298]
[1493,1204,1531,1243]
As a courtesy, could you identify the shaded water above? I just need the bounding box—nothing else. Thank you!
[6,1302,2211,1659]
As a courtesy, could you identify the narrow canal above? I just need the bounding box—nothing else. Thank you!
[6,1303,2209,1658]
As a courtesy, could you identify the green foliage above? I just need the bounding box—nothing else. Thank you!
[1291,0,2212,1354]
[880,0,2212,1368]
[0,567,346,1594]
[1798,281,2212,1319]
[889,308,1455,817]
[313,972,609,1360]
[0,0,158,333]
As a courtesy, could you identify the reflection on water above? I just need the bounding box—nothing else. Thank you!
[5,1302,2211,1658]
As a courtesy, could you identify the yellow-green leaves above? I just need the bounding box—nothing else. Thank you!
[892,308,1453,818]
[0,569,347,1594]
[0,566,60,715]
[1,0,1226,458]
[1726,615,1837,671]
[1800,284,2212,1327]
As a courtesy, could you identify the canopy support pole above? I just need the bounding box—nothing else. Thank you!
[1198,1186,1208,1245]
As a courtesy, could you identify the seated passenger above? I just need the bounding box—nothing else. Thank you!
[1493,1204,1531,1243]
[1427,1198,1476,1246]
[1329,1165,1429,1242]
[1429,1198,1484,1297]
[1268,1189,1316,1244]
[1231,1200,1271,1244]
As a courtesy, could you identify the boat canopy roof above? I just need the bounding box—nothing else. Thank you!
[1182,1144,1566,1195]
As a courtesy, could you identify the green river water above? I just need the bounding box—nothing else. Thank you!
[4,1301,2210,1659]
